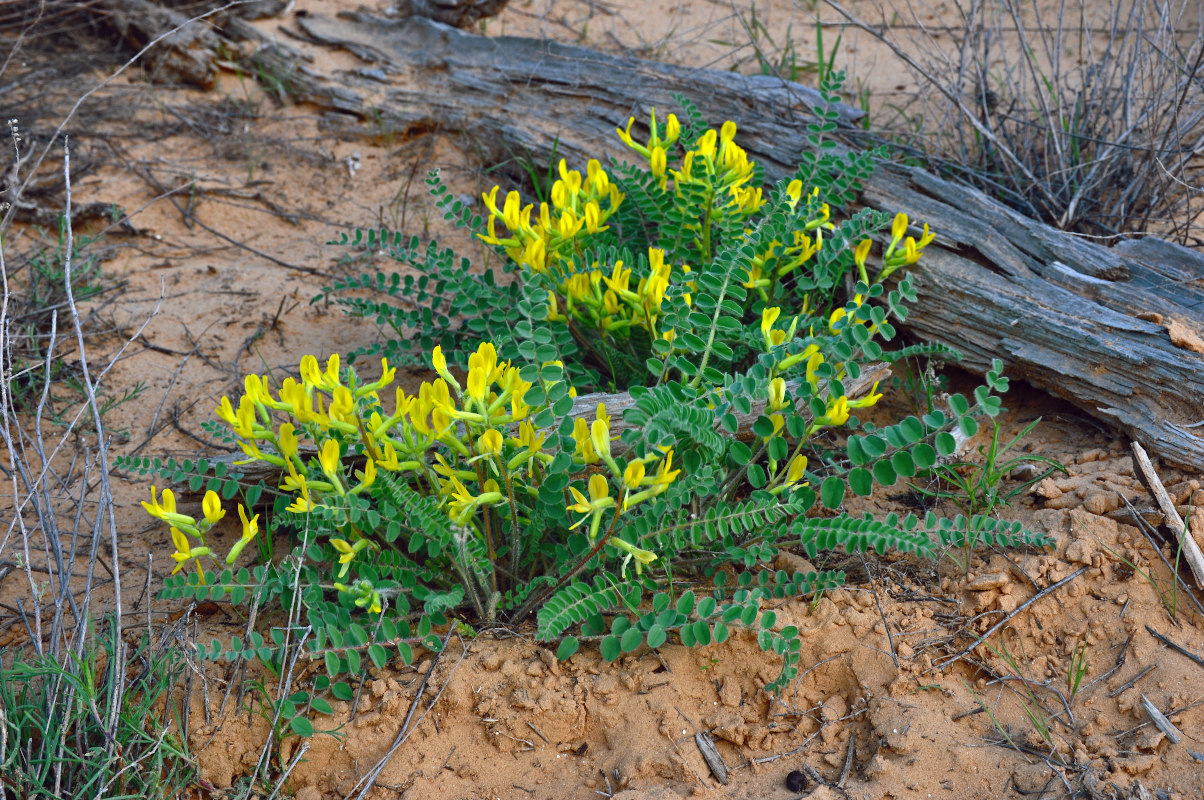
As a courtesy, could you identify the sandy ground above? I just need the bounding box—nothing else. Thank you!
[2,1,1204,798]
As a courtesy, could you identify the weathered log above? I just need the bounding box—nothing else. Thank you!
[239,11,1204,470]
[99,0,223,87]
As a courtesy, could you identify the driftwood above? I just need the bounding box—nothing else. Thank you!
[226,11,1204,469]
[93,0,509,88]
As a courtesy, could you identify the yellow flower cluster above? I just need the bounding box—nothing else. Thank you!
[742,182,833,302]
[565,403,680,574]
[879,212,935,282]
[143,487,258,584]
[204,343,569,583]
[548,247,684,341]
[479,159,624,275]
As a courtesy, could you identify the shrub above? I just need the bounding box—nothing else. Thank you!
[127,77,1050,696]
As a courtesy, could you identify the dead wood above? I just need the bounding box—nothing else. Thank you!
[234,11,1204,470]
[98,0,223,87]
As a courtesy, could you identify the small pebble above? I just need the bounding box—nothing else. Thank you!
[785,769,810,792]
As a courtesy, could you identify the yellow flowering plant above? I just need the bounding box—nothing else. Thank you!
[134,76,1051,700]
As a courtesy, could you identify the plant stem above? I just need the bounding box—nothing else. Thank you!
[513,509,623,623]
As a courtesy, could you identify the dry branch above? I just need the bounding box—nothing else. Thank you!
[1129,441,1204,588]
[234,11,1204,470]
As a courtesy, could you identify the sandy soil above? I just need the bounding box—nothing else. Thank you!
[2,1,1204,798]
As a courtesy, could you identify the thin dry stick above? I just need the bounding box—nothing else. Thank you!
[346,627,465,800]
[1120,496,1204,619]
[1130,440,1204,588]
[0,0,259,235]
[1145,624,1204,671]
[933,566,1088,671]
[822,0,1062,214]
[1140,695,1183,744]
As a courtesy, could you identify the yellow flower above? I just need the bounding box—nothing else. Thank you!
[853,239,872,284]
[239,504,259,541]
[331,538,355,578]
[201,490,225,525]
[328,385,355,426]
[566,474,616,536]
[650,145,667,188]
[225,504,260,564]
[587,159,609,194]
[143,487,196,531]
[720,119,737,145]
[664,113,680,146]
[609,537,658,577]
[331,537,368,579]
[278,378,315,424]
[376,441,401,472]
[591,416,613,463]
[785,179,803,209]
[785,454,808,486]
[623,460,646,491]
[300,354,341,390]
[283,474,314,514]
[467,367,488,405]
[431,345,461,391]
[216,395,238,428]
[818,395,850,428]
[573,417,598,464]
[847,381,884,409]
[617,116,649,157]
[351,459,376,495]
[761,306,782,349]
[828,294,864,334]
[768,377,787,412]
[319,438,345,494]
[478,428,503,456]
[170,527,193,575]
[891,212,909,246]
[770,453,810,496]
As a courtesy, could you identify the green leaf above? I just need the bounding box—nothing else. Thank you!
[368,644,388,669]
[600,635,622,662]
[646,624,667,649]
[676,590,696,616]
[820,476,845,509]
[729,440,753,465]
[848,467,873,496]
[556,636,580,660]
[332,682,353,701]
[713,620,729,644]
[311,698,333,715]
[912,443,937,469]
[891,451,916,478]
[620,627,643,653]
[872,460,898,486]
[935,431,956,457]
[290,716,314,738]
[899,417,925,443]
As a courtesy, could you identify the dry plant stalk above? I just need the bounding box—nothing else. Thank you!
[825,0,1204,242]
